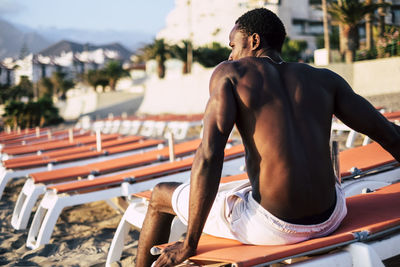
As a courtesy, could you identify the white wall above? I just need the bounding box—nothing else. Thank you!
[323,57,400,97]
[138,62,211,115]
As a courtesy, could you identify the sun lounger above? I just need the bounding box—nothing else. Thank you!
[2,135,143,169]
[9,139,201,230]
[160,182,400,267]
[105,173,248,266]
[105,142,400,265]
[0,127,51,144]
[0,139,164,200]
[0,129,86,149]
[23,143,244,249]
[1,133,120,157]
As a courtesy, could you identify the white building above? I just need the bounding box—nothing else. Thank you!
[157,0,324,52]
[158,0,400,53]
[1,40,132,86]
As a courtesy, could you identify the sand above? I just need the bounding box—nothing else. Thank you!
[0,178,139,266]
[0,92,399,266]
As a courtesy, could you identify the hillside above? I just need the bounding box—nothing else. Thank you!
[39,40,132,61]
[0,18,50,59]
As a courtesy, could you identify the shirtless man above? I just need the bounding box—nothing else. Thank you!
[136,8,400,267]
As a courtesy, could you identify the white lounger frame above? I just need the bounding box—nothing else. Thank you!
[24,156,245,249]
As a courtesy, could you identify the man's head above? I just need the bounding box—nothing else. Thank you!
[228,8,286,60]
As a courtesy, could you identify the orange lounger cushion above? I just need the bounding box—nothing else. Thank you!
[48,144,245,193]
[3,137,155,170]
[2,133,119,155]
[339,142,397,178]
[173,182,400,267]
[31,166,94,183]
[48,157,196,193]
[29,139,201,184]
[86,139,202,173]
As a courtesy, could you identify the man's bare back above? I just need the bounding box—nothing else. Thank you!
[224,57,337,223]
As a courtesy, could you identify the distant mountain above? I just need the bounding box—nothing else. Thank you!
[39,40,133,61]
[0,18,154,60]
[0,18,51,59]
[37,28,154,52]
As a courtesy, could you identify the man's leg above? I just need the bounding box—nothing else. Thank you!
[136,182,182,267]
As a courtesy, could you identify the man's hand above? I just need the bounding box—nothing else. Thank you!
[152,241,196,267]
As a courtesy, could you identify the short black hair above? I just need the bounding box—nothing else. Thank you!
[235,8,286,52]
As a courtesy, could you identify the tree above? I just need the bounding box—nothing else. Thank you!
[281,38,308,62]
[2,96,63,129]
[365,0,374,50]
[194,42,231,68]
[38,77,54,98]
[171,40,192,74]
[322,0,331,62]
[3,101,25,129]
[328,0,388,63]
[51,71,74,99]
[103,60,129,91]
[377,0,387,37]
[141,39,171,79]
[19,42,29,60]
[316,26,340,50]
[6,76,34,101]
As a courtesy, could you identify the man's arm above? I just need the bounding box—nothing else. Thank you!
[154,62,237,266]
[332,71,400,161]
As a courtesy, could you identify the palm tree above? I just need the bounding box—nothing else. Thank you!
[365,0,373,50]
[141,39,171,79]
[321,0,331,62]
[85,69,107,92]
[51,71,74,99]
[328,0,387,63]
[103,60,129,91]
[171,40,192,74]
[377,0,387,37]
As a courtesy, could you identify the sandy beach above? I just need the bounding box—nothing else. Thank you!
[0,92,399,266]
[0,178,139,266]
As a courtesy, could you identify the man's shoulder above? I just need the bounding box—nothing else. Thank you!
[210,61,239,82]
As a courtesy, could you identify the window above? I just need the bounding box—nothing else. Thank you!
[309,22,323,35]
[392,6,400,25]
[293,20,305,35]
[309,0,321,4]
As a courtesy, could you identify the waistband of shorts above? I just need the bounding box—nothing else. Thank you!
[247,183,347,234]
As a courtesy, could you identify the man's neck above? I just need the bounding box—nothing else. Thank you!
[255,49,284,64]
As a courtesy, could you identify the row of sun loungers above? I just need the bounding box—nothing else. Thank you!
[1,113,399,266]
[75,114,204,140]
[0,134,166,199]
[10,139,203,231]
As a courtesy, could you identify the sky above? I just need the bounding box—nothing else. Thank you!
[0,0,175,35]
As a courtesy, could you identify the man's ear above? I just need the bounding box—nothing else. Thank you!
[250,33,261,50]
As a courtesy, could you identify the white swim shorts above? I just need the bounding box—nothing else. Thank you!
[171,179,347,245]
